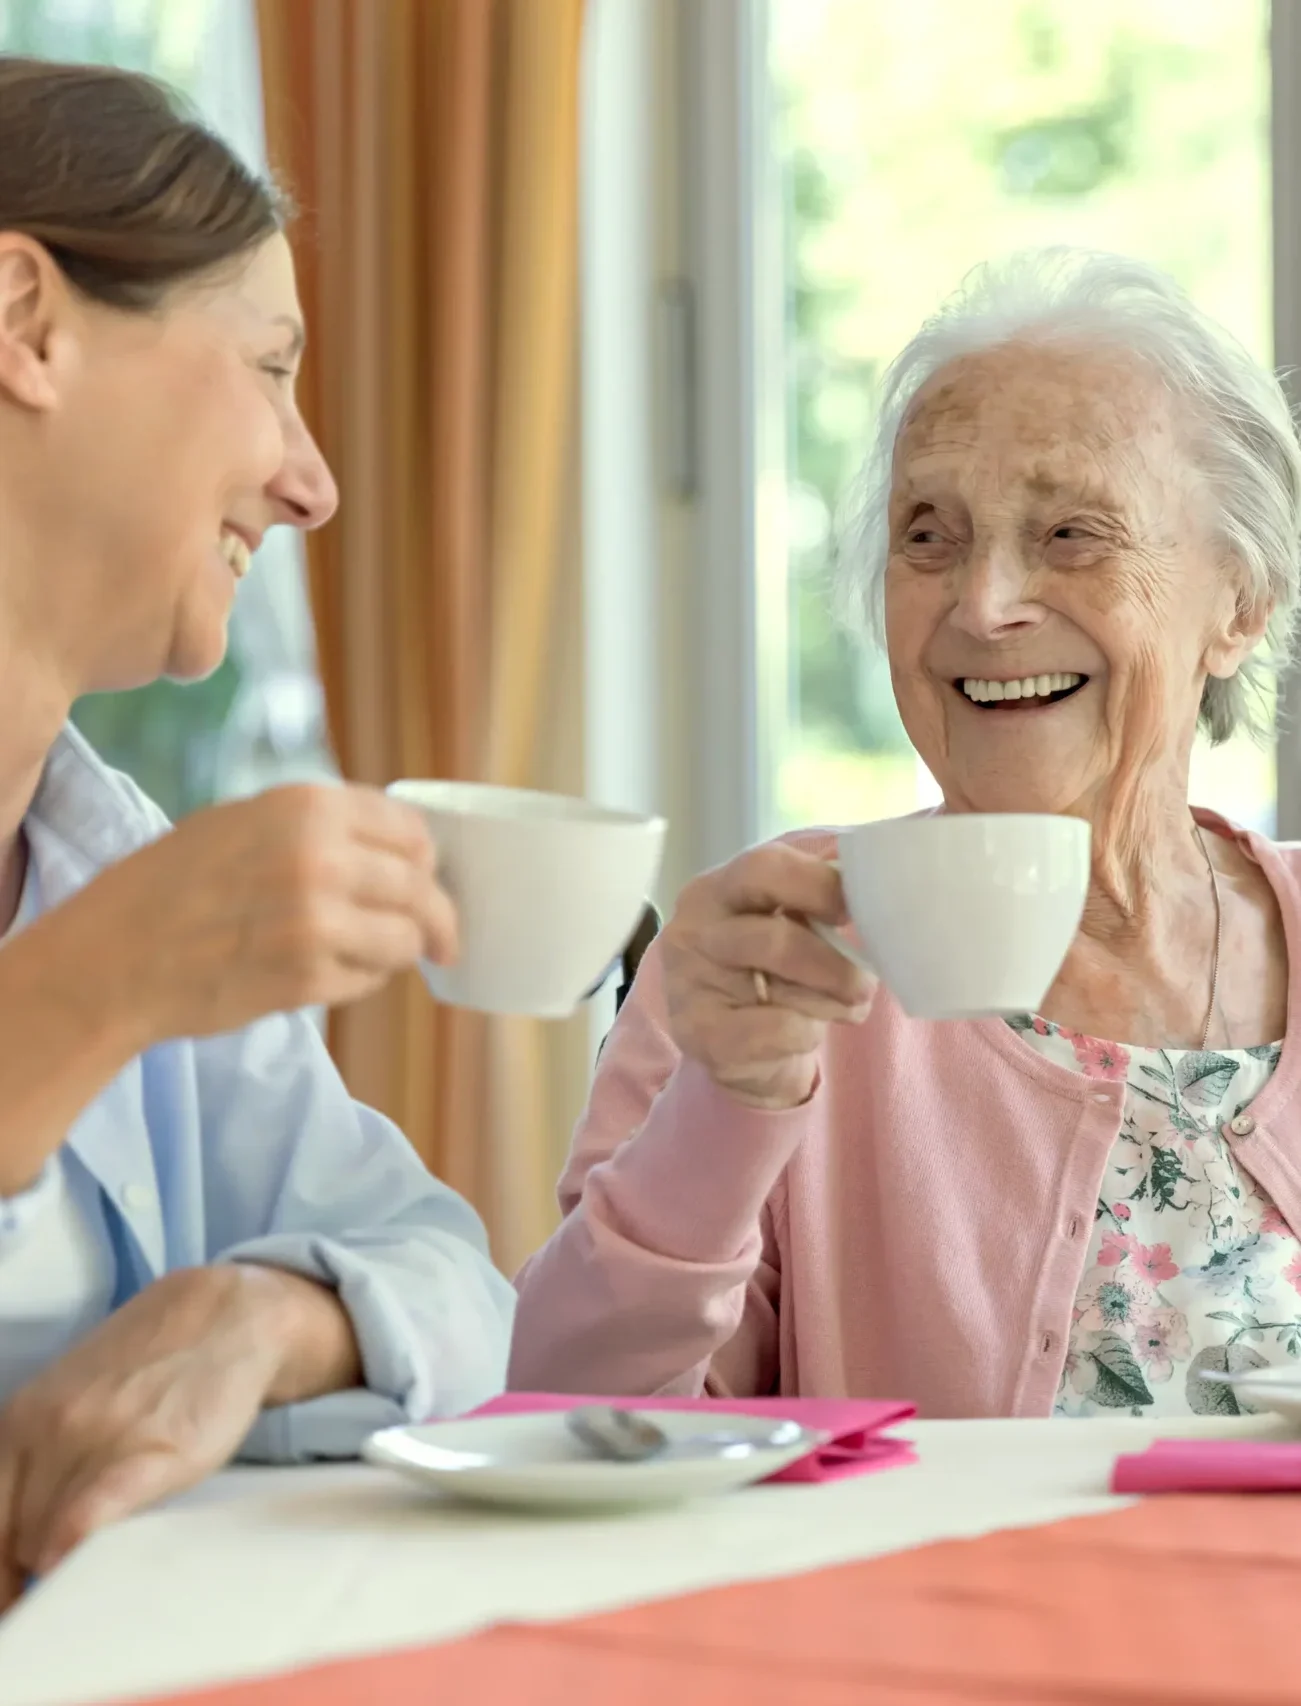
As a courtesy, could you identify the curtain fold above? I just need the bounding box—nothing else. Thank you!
[257,0,588,1269]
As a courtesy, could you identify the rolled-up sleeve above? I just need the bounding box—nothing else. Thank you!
[192,1013,514,1462]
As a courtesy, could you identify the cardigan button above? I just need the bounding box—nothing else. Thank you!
[1229,1113,1256,1138]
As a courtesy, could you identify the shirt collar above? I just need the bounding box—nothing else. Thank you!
[25,725,170,909]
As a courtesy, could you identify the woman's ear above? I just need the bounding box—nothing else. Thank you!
[1203,574,1272,682]
[0,236,65,412]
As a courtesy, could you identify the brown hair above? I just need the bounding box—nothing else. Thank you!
[0,55,285,311]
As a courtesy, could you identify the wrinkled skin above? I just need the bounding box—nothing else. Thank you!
[0,1266,357,1610]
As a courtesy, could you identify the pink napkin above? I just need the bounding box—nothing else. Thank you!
[467,1393,916,1484]
[1112,1438,1301,1494]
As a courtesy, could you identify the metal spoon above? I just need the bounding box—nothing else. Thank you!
[566,1406,671,1462]
[1199,1368,1301,1387]
[564,1405,809,1463]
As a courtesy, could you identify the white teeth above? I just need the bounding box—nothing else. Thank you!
[960,672,1082,704]
[220,532,252,579]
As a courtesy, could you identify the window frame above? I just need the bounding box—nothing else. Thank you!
[646,0,1301,852]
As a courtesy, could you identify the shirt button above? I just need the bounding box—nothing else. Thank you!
[1092,1092,1111,1105]
[1230,1113,1256,1137]
[122,1183,154,1211]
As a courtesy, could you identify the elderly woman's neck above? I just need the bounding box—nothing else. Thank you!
[1082,781,1210,940]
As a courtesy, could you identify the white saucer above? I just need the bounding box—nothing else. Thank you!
[362,1410,825,1513]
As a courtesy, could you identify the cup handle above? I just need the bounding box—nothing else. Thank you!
[807,916,875,976]
[806,858,876,977]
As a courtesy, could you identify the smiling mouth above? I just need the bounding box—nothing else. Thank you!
[955,672,1088,708]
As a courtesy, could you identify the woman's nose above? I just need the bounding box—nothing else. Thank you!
[267,417,339,531]
[948,545,1043,641]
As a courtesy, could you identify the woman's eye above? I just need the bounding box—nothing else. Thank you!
[907,528,943,545]
[261,363,294,383]
[1053,525,1091,541]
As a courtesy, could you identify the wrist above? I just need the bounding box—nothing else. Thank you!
[720,1062,821,1112]
[30,883,167,1057]
[225,1263,362,1407]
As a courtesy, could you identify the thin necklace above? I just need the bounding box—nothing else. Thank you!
[1194,821,1223,1052]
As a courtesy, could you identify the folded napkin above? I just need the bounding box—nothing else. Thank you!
[1112,1438,1301,1494]
[467,1393,916,1484]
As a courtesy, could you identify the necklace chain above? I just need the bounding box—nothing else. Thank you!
[1194,821,1222,1052]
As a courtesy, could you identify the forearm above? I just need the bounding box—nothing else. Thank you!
[0,900,152,1194]
[510,1061,801,1395]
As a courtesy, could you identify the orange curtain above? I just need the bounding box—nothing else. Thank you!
[256,0,588,1266]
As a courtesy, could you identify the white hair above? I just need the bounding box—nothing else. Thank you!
[837,247,1301,744]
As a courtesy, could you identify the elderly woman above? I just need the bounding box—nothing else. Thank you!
[0,54,513,1598]
[512,248,1301,1420]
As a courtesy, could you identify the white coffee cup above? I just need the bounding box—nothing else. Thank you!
[387,780,666,1019]
[811,813,1091,1019]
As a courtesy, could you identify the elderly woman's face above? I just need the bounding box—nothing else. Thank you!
[883,343,1261,818]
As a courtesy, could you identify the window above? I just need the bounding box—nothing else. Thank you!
[0,0,332,820]
[761,0,1274,834]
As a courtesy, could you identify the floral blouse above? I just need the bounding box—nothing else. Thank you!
[1008,1016,1297,1417]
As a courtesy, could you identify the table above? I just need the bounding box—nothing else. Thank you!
[0,1412,1289,1706]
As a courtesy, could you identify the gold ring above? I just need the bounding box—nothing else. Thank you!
[752,905,784,1006]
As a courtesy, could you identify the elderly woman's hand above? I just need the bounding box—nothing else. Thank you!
[64,784,456,1045]
[660,843,875,1111]
[0,1264,358,1607]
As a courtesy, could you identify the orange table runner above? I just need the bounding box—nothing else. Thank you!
[117,1494,1301,1706]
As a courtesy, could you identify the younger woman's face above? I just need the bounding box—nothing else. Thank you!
[0,231,337,691]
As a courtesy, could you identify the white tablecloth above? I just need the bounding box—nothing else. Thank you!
[0,1412,1287,1706]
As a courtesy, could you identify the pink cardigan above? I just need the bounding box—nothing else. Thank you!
[511,818,1301,1417]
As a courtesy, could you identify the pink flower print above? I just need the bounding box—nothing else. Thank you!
[1095,1233,1178,1284]
[1133,1242,1179,1285]
[1113,1202,1132,1222]
[1285,1252,1301,1296]
[1261,1202,1293,1239]
[1063,1339,1098,1397]
[1132,1306,1192,1383]
[1098,1232,1137,1267]
[1070,1034,1130,1080]
[1075,1274,1146,1336]
[1030,1015,1052,1036]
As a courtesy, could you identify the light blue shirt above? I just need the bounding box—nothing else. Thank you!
[1,726,516,1459]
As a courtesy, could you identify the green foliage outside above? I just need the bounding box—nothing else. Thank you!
[770,0,1272,828]
[0,0,1277,824]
